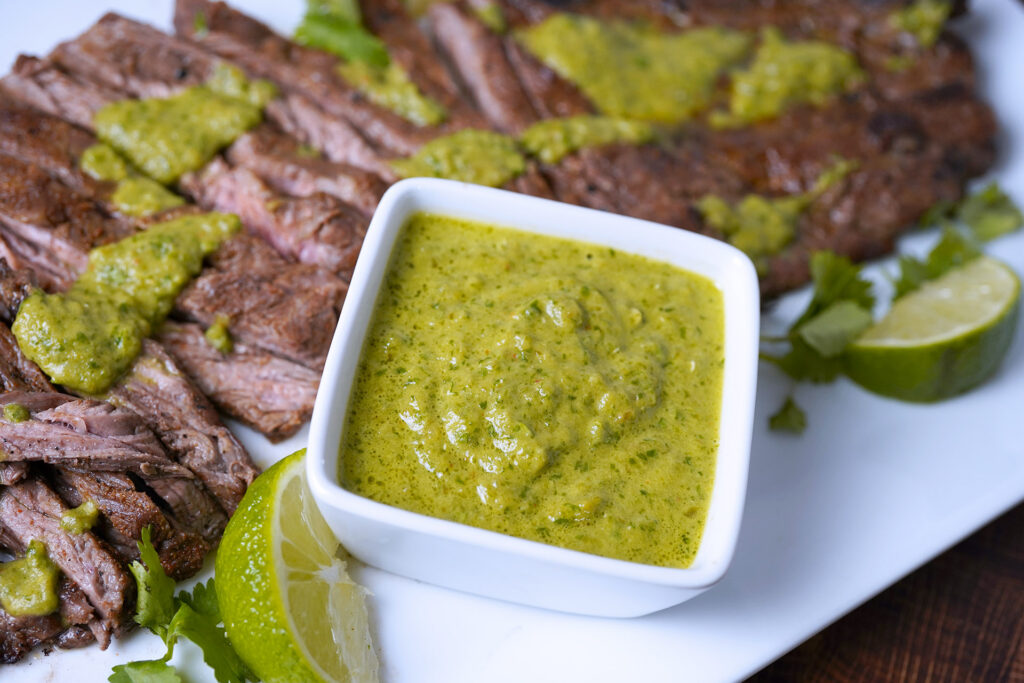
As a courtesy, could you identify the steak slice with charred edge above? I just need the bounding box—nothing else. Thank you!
[0,576,99,664]
[170,1,444,155]
[158,321,320,442]
[50,467,207,579]
[175,234,346,371]
[182,159,366,280]
[226,124,387,216]
[0,477,132,639]
[0,56,119,132]
[428,1,540,134]
[357,0,489,130]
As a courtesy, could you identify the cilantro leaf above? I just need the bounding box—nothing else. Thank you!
[918,198,956,229]
[893,254,930,299]
[129,527,176,636]
[294,12,389,66]
[956,182,1024,241]
[794,251,875,329]
[797,300,874,358]
[166,604,254,683]
[109,659,183,683]
[769,397,807,434]
[177,578,220,622]
[307,0,362,24]
[765,338,845,383]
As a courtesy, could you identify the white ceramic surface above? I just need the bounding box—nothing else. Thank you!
[3,1,1023,681]
[305,179,760,617]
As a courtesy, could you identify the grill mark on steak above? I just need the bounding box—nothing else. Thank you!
[158,321,320,442]
[182,159,366,281]
[170,1,440,156]
[226,124,387,216]
[428,1,541,134]
[0,477,133,637]
[175,234,347,372]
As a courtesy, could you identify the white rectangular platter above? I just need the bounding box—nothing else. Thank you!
[3,1,1023,681]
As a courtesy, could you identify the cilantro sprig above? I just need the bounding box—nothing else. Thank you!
[109,528,254,683]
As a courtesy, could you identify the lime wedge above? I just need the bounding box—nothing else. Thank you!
[216,450,379,683]
[844,256,1020,402]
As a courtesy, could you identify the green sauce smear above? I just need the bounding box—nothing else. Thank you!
[516,15,750,123]
[712,27,864,128]
[336,60,447,127]
[0,541,60,617]
[520,116,654,164]
[93,64,276,185]
[81,143,186,217]
[12,213,240,394]
[341,213,725,568]
[60,500,100,535]
[697,158,857,263]
[3,403,30,423]
[890,0,952,48]
[204,314,234,354]
[391,129,526,186]
[472,2,506,33]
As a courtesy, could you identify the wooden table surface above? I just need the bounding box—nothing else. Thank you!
[749,501,1024,682]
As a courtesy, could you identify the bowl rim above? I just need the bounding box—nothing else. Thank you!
[307,177,760,590]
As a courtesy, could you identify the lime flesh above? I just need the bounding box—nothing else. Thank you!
[844,256,1020,402]
[216,450,380,683]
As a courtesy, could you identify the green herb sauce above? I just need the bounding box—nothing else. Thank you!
[0,541,60,617]
[2,403,30,423]
[472,2,506,33]
[520,116,654,164]
[93,64,275,185]
[712,28,864,128]
[390,129,526,187]
[697,158,857,264]
[12,213,240,394]
[204,314,234,354]
[81,143,186,217]
[890,0,952,48]
[336,60,447,127]
[60,500,100,535]
[516,15,750,123]
[340,213,725,568]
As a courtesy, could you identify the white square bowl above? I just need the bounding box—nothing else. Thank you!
[307,178,760,618]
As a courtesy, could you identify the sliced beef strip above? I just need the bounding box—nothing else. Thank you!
[502,37,593,119]
[0,259,37,325]
[357,0,489,130]
[0,55,120,131]
[226,124,387,216]
[0,95,107,198]
[170,2,438,155]
[264,93,396,179]
[0,477,133,636]
[0,463,28,486]
[428,1,540,134]
[106,340,258,518]
[158,321,320,443]
[0,325,54,394]
[1,575,100,663]
[50,467,207,580]
[175,234,346,371]
[182,159,366,280]
[0,153,134,290]
[2,608,68,664]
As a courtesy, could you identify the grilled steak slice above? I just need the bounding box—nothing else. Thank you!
[51,468,207,579]
[171,2,437,155]
[0,55,120,131]
[107,340,258,517]
[0,325,54,393]
[0,96,106,198]
[263,94,395,179]
[507,163,556,199]
[158,322,320,442]
[503,37,593,119]
[226,125,387,215]
[0,259,37,324]
[0,462,28,486]
[357,0,489,131]
[182,159,366,280]
[0,153,133,290]
[1,609,68,663]
[176,234,346,371]
[429,2,540,134]
[0,477,132,635]
[0,392,195,480]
